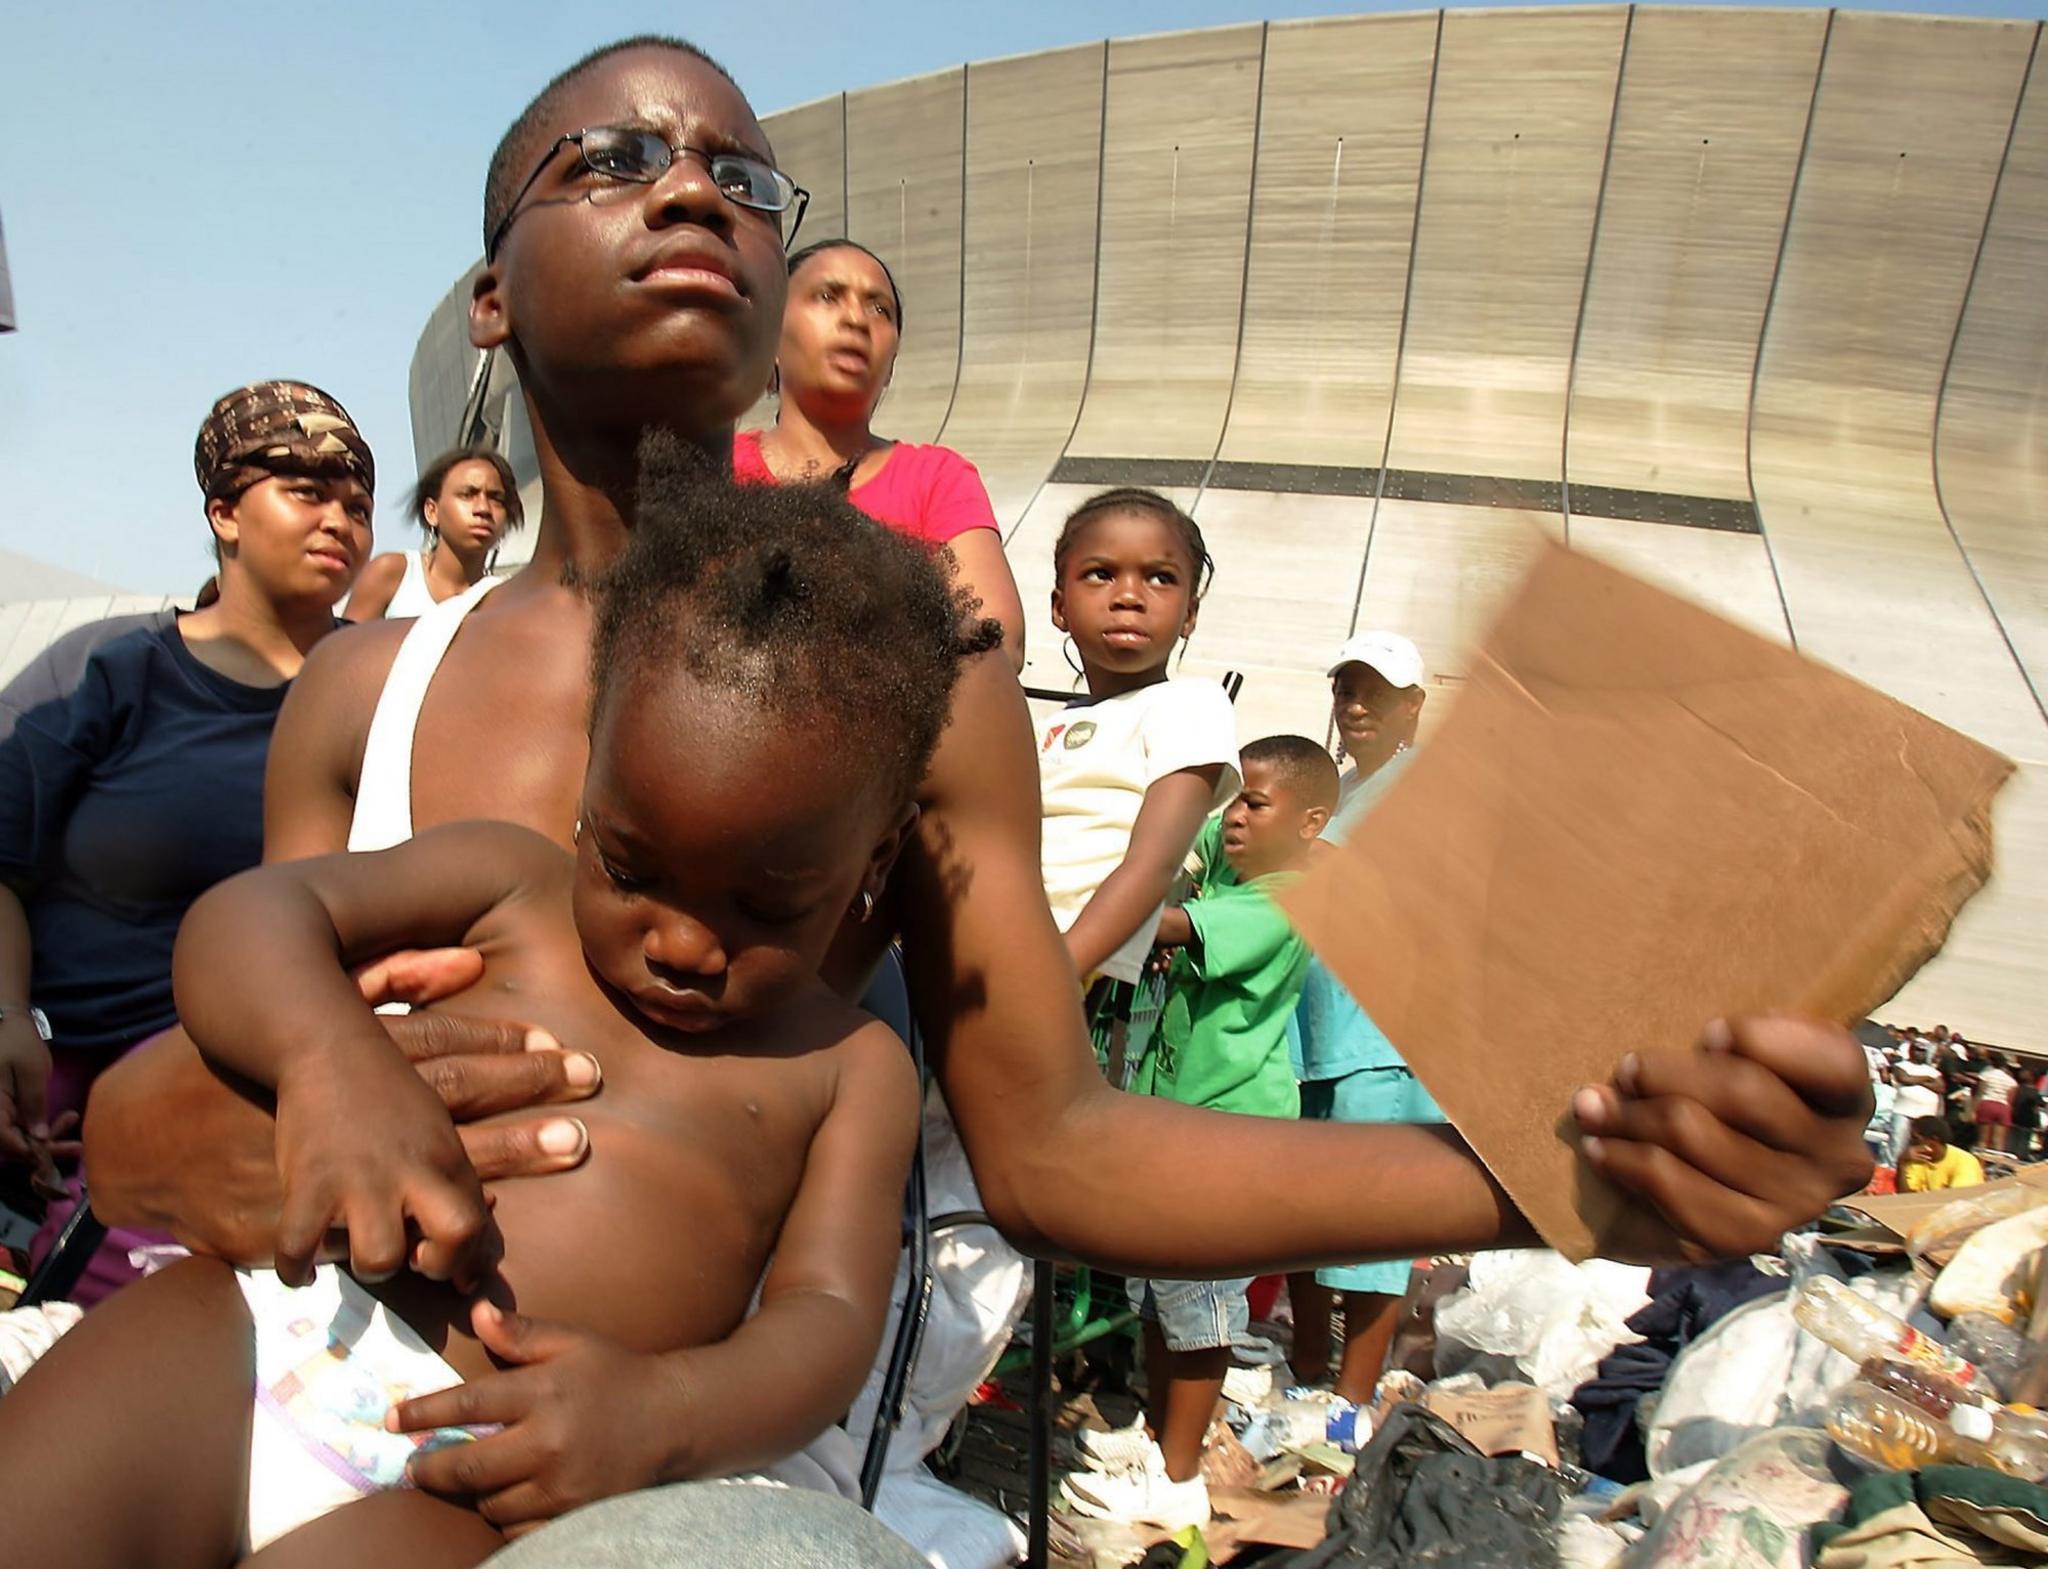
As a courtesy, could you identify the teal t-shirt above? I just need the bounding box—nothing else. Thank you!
[1293,748,1418,1081]
[1135,874,1306,1118]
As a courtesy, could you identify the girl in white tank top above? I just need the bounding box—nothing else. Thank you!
[344,448,523,622]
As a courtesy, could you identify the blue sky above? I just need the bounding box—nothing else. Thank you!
[2,0,2038,595]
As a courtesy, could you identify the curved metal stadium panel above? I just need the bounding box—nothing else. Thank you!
[403,8,2048,1046]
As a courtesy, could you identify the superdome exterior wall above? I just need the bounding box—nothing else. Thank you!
[406,9,2048,1047]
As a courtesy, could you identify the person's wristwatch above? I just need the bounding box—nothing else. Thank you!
[0,1003,52,1041]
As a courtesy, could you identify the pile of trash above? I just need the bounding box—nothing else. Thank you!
[1077,1167,2048,1566]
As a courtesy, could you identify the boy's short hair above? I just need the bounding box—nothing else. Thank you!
[1241,734,1340,815]
[1909,1116,1951,1147]
[590,432,1003,811]
[484,35,739,252]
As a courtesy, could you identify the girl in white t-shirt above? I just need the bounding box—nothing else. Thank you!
[1037,489,1240,987]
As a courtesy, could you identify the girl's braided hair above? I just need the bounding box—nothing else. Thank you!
[1051,487,1214,603]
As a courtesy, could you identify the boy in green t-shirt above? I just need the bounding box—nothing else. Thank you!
[1063,736,1337,1531]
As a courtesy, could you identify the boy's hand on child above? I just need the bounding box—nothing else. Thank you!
[396,1298,676,1535]
[352,946,600,1177]
[1574,1013,1876,1263]
[274,1046,503,1292]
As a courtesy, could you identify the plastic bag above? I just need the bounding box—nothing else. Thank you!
[1645,1236,1923,1479]
[1907,1178,2048,1272]
[1931,1214,2048,1324]
[1433,1251,1652,1400]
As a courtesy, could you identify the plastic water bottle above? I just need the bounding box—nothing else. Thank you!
[1829,1383,2048,1480]
[1828,1382,1953,1470]
[1956,1403,2048,1482]
[1858,1356,1984,1418]
[1325,1402,1370,1453]
[1946,1312,2037,1400]
[1270,1395,1331,1449]
[1793,1278,1983,1389]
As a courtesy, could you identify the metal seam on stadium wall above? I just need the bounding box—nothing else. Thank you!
[1744,8,1835,653]
[1561,3,1638,546]
[1015,38,1112,546]
[1048,457,1762,533]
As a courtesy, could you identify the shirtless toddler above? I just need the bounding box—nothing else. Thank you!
[0,435,1000,1567]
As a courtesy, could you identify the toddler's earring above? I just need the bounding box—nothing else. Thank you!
[572,817,583,844]
[855,889,876,923]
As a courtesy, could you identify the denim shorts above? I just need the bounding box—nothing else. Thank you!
[1127,1275,1252,1353]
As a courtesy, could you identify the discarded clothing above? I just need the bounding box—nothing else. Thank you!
[1622,1427,1848,1569]
[1270,1404,1564,1566]
[1811,1467,2048,1566]
[1573,1260,1785,1482]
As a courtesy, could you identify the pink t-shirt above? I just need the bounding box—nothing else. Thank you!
[732,429,998,548]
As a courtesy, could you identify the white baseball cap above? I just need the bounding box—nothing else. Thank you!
[1327,631,1426,689]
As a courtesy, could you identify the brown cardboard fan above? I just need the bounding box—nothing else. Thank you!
[1278,541,2013,1260]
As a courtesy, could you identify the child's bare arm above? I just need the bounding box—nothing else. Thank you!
[175,821,560,1077]
[173,822,562,1287]
[1063,766,1222,978]
[1153,905,1195,952]
[665,1018,921,1474]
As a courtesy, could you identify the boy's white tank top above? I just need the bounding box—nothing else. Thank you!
[346,576,501,852]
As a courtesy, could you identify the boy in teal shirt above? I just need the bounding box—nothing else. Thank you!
[1288,633,1448,1402]
[1064,736,1336,1531]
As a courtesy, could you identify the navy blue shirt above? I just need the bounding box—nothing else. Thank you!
[1,611,287,1057]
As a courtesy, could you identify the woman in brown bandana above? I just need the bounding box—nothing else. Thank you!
[0,379,372,1303]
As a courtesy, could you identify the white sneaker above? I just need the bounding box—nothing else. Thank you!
[1076,1419,1157,1475]
[1059,1462,1211,1532]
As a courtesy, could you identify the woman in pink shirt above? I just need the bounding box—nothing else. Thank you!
[735,240,1025,667]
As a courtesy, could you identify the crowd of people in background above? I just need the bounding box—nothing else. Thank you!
[1866,1023,2042,1193]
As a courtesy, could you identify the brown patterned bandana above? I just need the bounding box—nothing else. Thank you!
[193,380,375,504]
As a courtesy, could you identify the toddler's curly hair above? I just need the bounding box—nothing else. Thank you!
[592,431,1003,810]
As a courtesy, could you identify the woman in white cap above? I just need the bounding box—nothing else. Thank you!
[1287,631,1446,1400]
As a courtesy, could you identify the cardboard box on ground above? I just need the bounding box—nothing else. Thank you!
[1277,540,2014,1262]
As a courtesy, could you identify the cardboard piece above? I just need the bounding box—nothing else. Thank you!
[1203,1490,1335,1557]
[1421,1382,1560,1467]
[1278,542,2013,1260]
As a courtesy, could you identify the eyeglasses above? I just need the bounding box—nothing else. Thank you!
[487,125,809,261]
